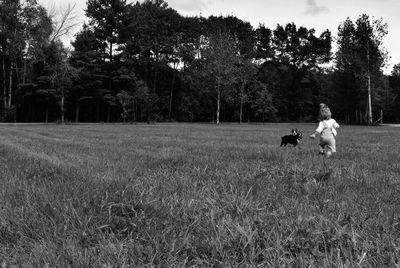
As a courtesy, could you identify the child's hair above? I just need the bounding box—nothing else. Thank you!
[319,103,332,120]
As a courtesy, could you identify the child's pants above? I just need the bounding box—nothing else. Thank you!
[319,137,336,153]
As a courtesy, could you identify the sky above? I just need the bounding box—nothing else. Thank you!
[37,0,400,74]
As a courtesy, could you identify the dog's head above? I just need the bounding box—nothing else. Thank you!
[292,129,303,140]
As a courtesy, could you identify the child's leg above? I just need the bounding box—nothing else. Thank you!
[318,142,325,154]
[320,152,328,172]
[325,138,336,158]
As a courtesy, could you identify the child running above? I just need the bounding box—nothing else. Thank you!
[309,103,340,158]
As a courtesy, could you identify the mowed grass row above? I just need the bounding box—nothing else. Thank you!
[0,123,400,267]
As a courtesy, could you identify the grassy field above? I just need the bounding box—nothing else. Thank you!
[0,123,400,267]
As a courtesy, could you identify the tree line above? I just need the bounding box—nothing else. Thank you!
[1,0,399,124]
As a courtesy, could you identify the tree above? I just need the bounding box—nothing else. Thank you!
[85,0,129,122]
[117,90,132,122]
[20,0,52,84]
[48,3,79,43]
[0,0,24,118]
[121,0,183,121]
[0,0,54,121]
[254,24,274,61]
[2,0,371,123]
[203,30,239,124]
[388,64,400,122]
[36,41,77,123]
[392,64,400,77]
[336,14,388,124]
[254,23,331,121]
[86,0,127,62]
[250,82,277,121]
[234,59,258,123]
[272,23,331,70]
[205,15,254,58]
[70,24,105,122]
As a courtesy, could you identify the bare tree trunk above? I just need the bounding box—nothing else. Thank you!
[367,73,372,125]
[8,61,12,109]
[359,110,363,124]
[146,104,150,124]
[239,93,243,124]
[61,87,65,123]
[109,41,113,62]
[239,82,246,124]
[366,45,373,125]
[45,104,49,123]
[75,99,79,123]
[14,60,19,83]
[22,57,27,84]
[355,110,358,124]
[106,105,110,122]
[133,99,136,122]
[2,55,7,114]
[31,104,34,122]
[168,63,176,121]
[96,98,100,122]
[22,40,28,85]
[122,105,126,123]
[153,65,158,94]
[216,81,220,124]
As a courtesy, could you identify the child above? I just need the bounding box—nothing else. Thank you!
[310,103,340,158]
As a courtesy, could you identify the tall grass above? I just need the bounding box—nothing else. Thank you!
[0,123,399,267]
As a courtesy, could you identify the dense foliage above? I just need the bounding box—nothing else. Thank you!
[1,0,399,123]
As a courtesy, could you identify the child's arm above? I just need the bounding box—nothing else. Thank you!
[333,120,340,129]
[310,122,324,139]
[309,131,318,139]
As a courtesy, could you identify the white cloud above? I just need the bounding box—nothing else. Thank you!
[167,0,209,13]
[305,0,329,15]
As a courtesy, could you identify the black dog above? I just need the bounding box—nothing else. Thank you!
[280,129,303,147]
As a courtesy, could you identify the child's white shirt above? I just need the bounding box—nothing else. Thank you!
[316,119,340,137]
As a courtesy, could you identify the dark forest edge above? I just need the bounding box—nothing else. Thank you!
[1,0,400,124]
